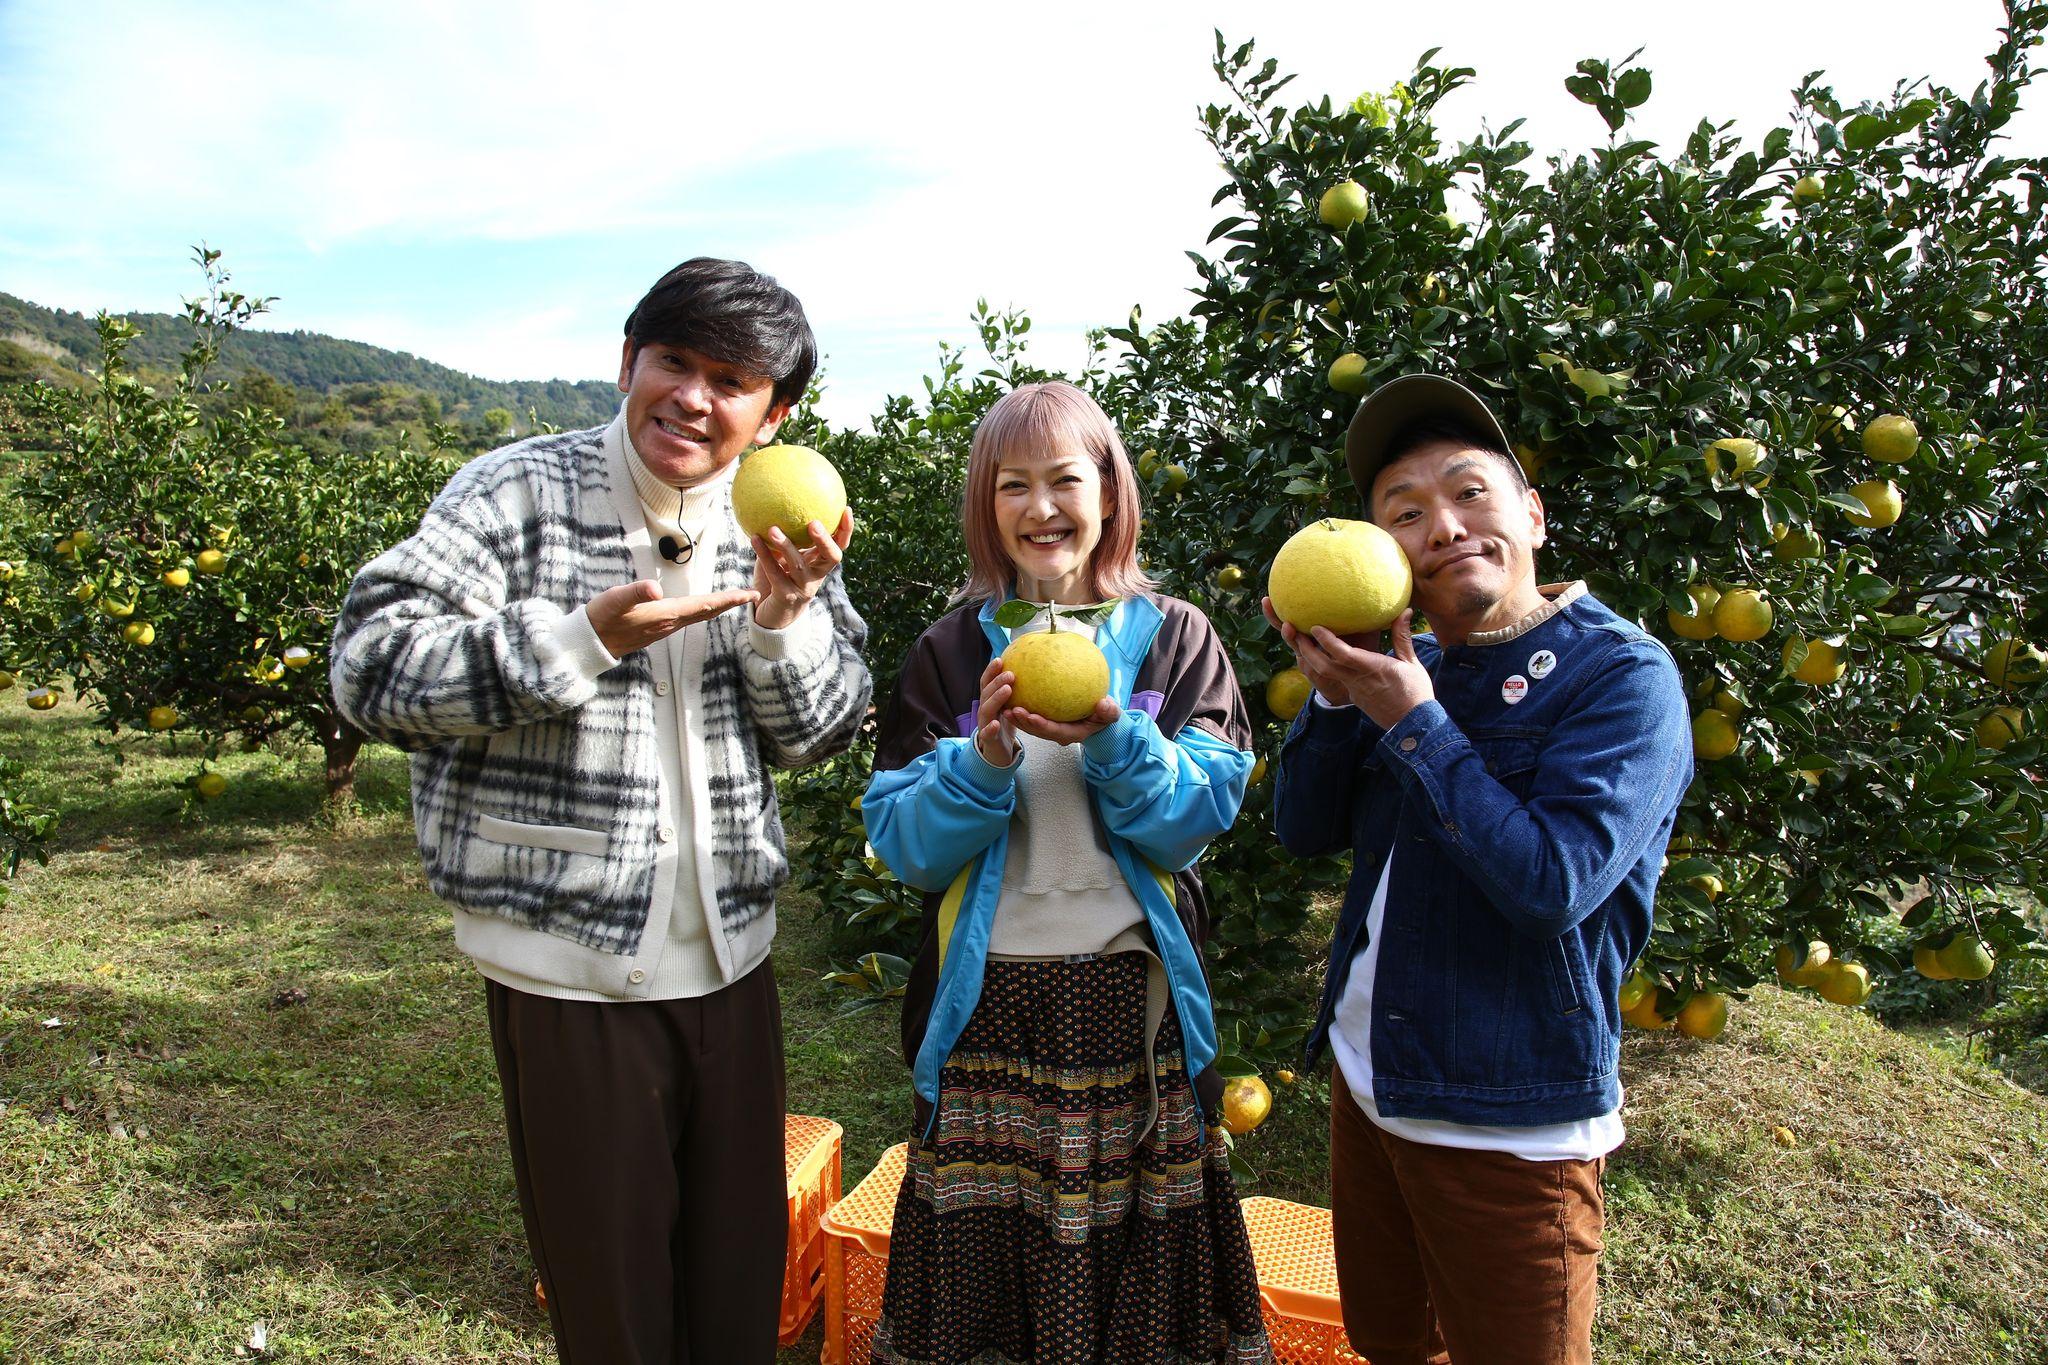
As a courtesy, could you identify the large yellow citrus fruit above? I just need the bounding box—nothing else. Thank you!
[1913,941,1954,980]
[195,548,228,575]
[1268,519,1412,636]
[1214,565,1245,592]
[1266,668,1314,722]
[1783,637,1844,685]
[1328,353,1369,395]
[1622,988,1672,1030]
[1815,961,1871,1007]
[1617,969,1654,1013]
[1776,939,1832,986]
[1677,992,1729,1040]
[146,705,180,731]
[1318,180,1371,230]
[1220,1075,1273,1135]
[162,566,191,588]
[1668,584,1721,640]
[1002,629,1110,723]
[123,622,156,647]
[283,646,314,669]
[732,445,848,546]
[1975,706,2024,751]
[26,687,59,711]
[1935,934,1995,981]
[0,670,14,692]
[1985,638,2046,689]
[1692,709,1738,761]
[1862,414,1919,464]
[1792,174,1826,206]
[1161,464,1190,495]
[1712,589,1773,642]
[1705,437,1764,480]
[1845,480,1902,529]
[195,772,228,800]
[1770,526,1822,562]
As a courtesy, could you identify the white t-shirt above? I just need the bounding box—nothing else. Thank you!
[1330,856,1625,1162]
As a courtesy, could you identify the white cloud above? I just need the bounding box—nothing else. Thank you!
[4,0,2039,426]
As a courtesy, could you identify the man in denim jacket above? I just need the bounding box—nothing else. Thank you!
[1268,374,1689,1365]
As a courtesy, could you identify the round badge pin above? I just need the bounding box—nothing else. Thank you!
[1502,675,1529,705]
[1528,649,1557,680]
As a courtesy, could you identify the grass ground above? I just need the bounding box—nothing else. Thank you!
[3,688,2046,1363]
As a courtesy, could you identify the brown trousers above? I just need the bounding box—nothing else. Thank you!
[486,958,787,1365]
[1328,1070,1604,1365]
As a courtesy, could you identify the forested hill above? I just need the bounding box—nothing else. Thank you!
[0,290,618,430]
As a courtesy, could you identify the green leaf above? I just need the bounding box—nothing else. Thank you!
[993,600,1043,629]
[1843,114,1890,151]
[1847,574,1895,605]
[1616,69,1652,109]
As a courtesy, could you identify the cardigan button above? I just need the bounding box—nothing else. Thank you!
[655,681,671,696]
[628,969,646,985]
[657,825,675,843]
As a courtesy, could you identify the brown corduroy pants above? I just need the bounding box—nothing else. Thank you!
[1328,1069,1605,1365]
[486,958,787,1365]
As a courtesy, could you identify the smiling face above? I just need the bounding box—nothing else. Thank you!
[1372,438,1549,643]
[993,446,1110,605]
[617,338,788,487]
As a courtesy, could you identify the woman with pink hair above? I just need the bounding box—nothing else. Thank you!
[861,381,1270,1363]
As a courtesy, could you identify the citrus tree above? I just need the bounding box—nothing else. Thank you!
[6,251,451,804]
[1088,13,2048,1046]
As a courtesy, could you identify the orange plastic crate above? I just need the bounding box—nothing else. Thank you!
[818,1141,907,1365]
[1241,1196,1367,1364]
[780,1114,844,1349]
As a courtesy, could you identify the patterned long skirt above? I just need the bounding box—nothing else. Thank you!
[872,952,1271,1364]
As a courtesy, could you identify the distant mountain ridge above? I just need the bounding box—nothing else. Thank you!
[0,290,619,429]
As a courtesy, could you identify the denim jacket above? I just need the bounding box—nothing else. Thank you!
[1275,583,1690,1126]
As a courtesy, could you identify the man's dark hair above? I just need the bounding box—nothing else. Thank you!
[623,258,818,409]
[1374,413,1527,500]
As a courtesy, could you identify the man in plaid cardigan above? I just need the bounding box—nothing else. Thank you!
[332,258,870,1364]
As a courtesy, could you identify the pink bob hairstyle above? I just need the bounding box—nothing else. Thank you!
[954,381,1157,606]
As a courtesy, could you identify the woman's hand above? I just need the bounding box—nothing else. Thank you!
[974,657,1020,767]
[1006,695,1122,747]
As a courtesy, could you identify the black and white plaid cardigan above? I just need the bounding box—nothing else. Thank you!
[331,422,869,989]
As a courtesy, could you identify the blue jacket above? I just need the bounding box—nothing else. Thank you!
[863,594,1255,1133]
[1275,584,1690,1126]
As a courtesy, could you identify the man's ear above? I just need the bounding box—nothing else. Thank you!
[753,402,792,447]
[1526,487,1548,548]
[617,338,638,394]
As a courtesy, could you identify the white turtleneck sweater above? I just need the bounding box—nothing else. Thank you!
[475,409,755,1000]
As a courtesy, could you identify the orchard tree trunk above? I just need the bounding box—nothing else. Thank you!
[314,710,365,808]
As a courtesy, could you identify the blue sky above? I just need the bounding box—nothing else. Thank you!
[3,0,2040,425]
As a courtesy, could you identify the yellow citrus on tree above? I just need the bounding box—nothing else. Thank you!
[1976,706,2024,751]
[1328,352,1369,394]
[1770,525,1822,562]
[1816,960,1871,1006]
[122,622,156,647]
[1792,174,1826,206]
[195,772,228,800]
[1677,992,1729,1040]
[1668,583,1720,640]
[1984,638,2046,689]
[1935,934,1995,981]
[1692,709,1738,761]
[1704,437,1764,480]
[1712,589,1773,642]
[1844,480,1902,529]
[195,548,228,575]
[1862,414,1920,464]
[1318,179,1371,230]
[1783,637,1845,685]
[1775,939,1832,986]
[282,645,314,669]
[1266,668,1314,721]
[161,566,191,588]
[146,705,180,731]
